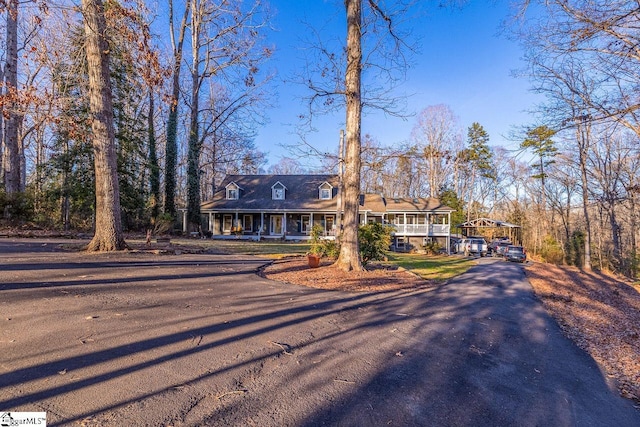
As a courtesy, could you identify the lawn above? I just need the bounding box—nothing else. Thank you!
[167,238,311,258]
[385,253,475,281]
[146,238,475,281]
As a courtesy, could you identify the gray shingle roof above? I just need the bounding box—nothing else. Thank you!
[200,174,455,213]
[201,175,341,211]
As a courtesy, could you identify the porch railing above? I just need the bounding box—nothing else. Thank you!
[391,224,450,236]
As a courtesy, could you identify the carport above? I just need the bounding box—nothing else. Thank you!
[458,217,522,244]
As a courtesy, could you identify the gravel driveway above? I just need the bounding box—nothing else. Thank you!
[1,239,638,426]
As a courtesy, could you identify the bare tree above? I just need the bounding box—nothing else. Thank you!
[334,0,364,271]
[299,0,415,272]
[268,157,305,175]
[81,0,125,251]
[184,0,272,233]
[164,0,190,220]
[411,104,460,198]
[2,0,20,197]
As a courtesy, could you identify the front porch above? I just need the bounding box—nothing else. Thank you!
[196,211,340,240]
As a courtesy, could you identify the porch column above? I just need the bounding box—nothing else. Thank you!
[447,211,451,254]
[182,210,187,232]
[208,213,213,233]
[283,212,287,238]
[403,212,407,234]
[260,212,264,237]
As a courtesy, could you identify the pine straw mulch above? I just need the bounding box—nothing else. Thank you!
[258,256,432,292]
[525,262,640,404]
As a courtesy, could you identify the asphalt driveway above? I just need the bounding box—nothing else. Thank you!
[1,238,638,426]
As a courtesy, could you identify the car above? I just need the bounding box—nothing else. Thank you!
[504,245,527,263]
[459,238,488,257]
[492,241,511,257]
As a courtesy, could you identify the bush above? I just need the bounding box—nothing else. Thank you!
[0,190,34,221]
[541,235,564,264]
[153,213,174,235]
[570,230,585,267]
[423,240,441,255]
[358,222,392,265]
[322,239,340,258]
[308,224,341,258]
[308,224,325,255]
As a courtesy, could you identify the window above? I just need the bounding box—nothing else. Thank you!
[325,215,335,234]
[301,215,311,233]
[319,182,333,199]
[227,188,238,199]
[223,215,233,232]
[272,181,286,200]
[243,215,253,232]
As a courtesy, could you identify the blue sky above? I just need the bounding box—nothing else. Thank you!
[254,0,541,168]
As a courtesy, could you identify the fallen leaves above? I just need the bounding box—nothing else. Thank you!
[525,262,640,404]
[259,257,429,292]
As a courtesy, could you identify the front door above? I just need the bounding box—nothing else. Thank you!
[325,215,335,235]
[270,215,283,235]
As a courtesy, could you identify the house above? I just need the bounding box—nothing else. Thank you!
[185,174,454,252]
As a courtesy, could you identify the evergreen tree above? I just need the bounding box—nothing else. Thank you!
[465,122,494,221]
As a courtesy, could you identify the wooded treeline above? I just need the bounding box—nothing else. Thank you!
[0,0,272,235]
[1,1,639,277]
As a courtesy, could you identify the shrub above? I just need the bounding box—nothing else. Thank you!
[308,224,325,256]
[321,239,340,258]
[570,230,585,267]
[153,213,174,235]
[541,235,564,264]
[423,240,441,255]
[0,190,34,221]
[358,222,392,265]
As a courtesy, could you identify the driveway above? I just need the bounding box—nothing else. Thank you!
[1,239,638,426]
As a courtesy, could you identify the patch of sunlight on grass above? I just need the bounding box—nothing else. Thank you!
[385,253,474,281]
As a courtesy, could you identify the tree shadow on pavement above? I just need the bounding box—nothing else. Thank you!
[1,243,639,426]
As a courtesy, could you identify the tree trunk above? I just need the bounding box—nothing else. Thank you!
[164,74,179,219]
[164,0,190,219]
[576,119,592,270]
[335,0,363,272]
[629,193,638,277]
[82,0,126,251]
[186,0,202,233]
[466,169,476,223]
[148,92,160,223]
[3,0,21,196]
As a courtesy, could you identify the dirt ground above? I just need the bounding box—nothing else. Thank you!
[261,256,640,406]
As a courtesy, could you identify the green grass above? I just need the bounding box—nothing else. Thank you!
[385,253,475,281]
[169,238,310,258]
[144,237,474,280]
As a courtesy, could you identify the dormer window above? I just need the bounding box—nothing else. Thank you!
[318,182,333,200]
[272,181,287,200]
[225,182,241,200]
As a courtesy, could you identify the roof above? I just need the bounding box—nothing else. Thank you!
[200,174,455,213]
[201,174,341,212]
[458,217,521,228]
[384,197,455,213]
